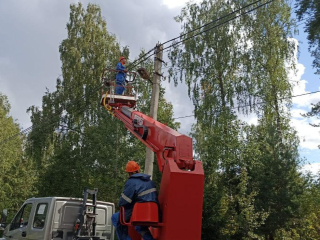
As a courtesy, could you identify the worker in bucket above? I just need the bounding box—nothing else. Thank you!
[115,56,128,95]
[111,161,158,240]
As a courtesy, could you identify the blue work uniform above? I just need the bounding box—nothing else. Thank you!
[111,173,158,240]
[115,62,126,95]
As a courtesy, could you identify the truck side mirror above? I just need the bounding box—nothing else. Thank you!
[1,209,7,224]
[0,209,7,229]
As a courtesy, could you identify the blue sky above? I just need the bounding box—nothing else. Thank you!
[290,18,320,171]
[295,26,318,90]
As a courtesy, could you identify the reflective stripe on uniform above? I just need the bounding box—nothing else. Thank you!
[140,231,148,237]
[137,188,157,197]
[121,193,132,203]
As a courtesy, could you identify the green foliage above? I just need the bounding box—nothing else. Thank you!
[24,3,179,209]
[244,1,303,237]
[170,0,247,114]
[245,121,304,239]
[293,174,320,239]
[0,93,36,222]
[169,0,304,239]
[303,102,320,127]
[25,3,126,202]
[244,0,295,117]
[4,1,319,239]
[302,102,320,148]
[192,113,268,240]
[295,0,320,73]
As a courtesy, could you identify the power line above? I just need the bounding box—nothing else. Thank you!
[0,73,65,145]
[131,0,274,67]
[0,44,157,146]
[0,83,104,146]
[1,44,158,146]
[5,84,317,144]
[128,49,157,71]
[132,0,273,69]
[173,90,320,120]
[161,0,274,53]
[163,65,300,83]
[0,126,33,145]
[127,47,156,70]
[0,0,278,144]
[162,0,264,46]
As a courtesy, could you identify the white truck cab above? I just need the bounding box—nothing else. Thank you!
[2,197,114,240]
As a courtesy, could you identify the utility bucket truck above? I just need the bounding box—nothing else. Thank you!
[101,68,205,240]
[1,68,204,240]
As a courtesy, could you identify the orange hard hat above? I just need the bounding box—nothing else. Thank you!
[125,161,140,173]
[119,56,126,62]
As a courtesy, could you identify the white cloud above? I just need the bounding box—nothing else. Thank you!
[162,79,195,135]
[145,28,168,47]
[291,108,307,119]
[0,75,16,108]
[238,111,258,125]
[301,162,320,176]
[0,57,11,66]
[288,38,320,108]
[291,116,320,150]
[291,79,320,108]
[285,38,320,150]
[162,0,201,9]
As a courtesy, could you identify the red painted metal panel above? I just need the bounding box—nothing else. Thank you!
[130,202,159,223]
[110,105,204,240]
[128,226,142,240]
[157,161,204,240]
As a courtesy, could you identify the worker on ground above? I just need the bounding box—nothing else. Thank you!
[115,56,128,95]
[111,161,158,240]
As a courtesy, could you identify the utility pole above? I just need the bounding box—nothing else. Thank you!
[144,44,163,177]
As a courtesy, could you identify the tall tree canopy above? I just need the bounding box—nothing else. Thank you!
[0,93,36,221]
[4,1,320,240]
[25,3,124,202]
[24,3,180,206]
[295,0,320,73]
[169,0,304,239]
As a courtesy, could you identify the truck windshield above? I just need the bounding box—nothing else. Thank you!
[10,204,32,230]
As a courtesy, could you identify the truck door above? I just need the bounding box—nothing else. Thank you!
[5,203,33,240]
[26,202,49,240]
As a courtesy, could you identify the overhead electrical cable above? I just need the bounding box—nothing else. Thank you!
[173,90,320,120]
[161,0,264,46]
[0,45,163,146]
[0,0,276,145]
[164,65,302,83]
[0,83,104,146]
[161,0,274,53]
[126,46,156,70]
[130,0,274,68]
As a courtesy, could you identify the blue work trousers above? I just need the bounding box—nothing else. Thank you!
[111,212,155,240]
[115,79,125,95]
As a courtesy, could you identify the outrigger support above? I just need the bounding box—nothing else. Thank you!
[73,188,99,240]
